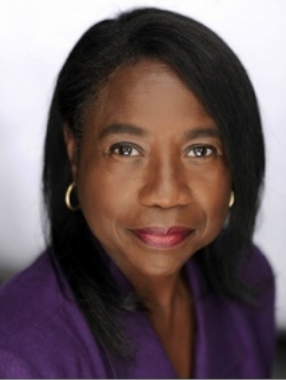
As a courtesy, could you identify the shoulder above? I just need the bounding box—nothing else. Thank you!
[214,244,275,338]
[238,243,275,328]
[187,244,275,377]
[0,252,65,344]
[241,244,274,284]
[223,245,275,377]
[238,244,275,310]
[0,252,103,378]
[230,245,275,376]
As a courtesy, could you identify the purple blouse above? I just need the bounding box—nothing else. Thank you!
[0,246,275,378]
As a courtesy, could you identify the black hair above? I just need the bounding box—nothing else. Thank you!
[43,7,266,362]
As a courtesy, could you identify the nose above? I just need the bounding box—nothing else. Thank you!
[138,156,192,208]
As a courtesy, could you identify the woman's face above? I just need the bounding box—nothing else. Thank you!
[65,60,232,280]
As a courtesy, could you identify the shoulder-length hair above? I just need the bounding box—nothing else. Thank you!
[43,7,265,359]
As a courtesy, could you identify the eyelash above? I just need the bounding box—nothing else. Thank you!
[108,142,141,157]
[108,142,218,159]
[186,145,217,158]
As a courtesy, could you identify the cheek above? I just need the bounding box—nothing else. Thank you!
[76,162,136,237]
[198,171,231,236]
[207,196,229,229]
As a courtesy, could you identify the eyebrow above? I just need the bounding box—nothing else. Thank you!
[98,123,221,141]
[98,123,147,140]
[183,127,221,141]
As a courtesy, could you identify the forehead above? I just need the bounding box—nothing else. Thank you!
[85,59,216,131]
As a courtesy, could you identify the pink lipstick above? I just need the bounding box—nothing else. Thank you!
[132,227,193,249]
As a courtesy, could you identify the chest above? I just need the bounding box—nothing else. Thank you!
[160,317,194,378]
[148,299,195,378]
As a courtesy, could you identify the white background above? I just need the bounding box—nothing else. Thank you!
[0,0,285,330]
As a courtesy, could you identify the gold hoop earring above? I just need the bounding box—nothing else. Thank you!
[65,182,80,211]
[229,191,235,208]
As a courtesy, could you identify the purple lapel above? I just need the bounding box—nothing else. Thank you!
[185,258,247,378]
[115,309,178,378]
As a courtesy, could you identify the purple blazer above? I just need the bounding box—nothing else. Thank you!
[0,246,275,378]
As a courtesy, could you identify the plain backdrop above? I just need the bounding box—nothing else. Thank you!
[0,0,285,330]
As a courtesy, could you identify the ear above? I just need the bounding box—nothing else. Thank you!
[63,124,78,181]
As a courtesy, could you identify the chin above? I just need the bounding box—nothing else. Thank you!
[131,253,187,279]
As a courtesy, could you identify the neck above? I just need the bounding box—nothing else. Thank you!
[129,270,189,317]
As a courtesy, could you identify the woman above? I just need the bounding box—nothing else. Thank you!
[0,7,275,378]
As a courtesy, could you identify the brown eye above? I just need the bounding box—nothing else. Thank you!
[187,145,214,158]
[109,142,140,157]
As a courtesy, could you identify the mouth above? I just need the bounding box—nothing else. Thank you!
[131,226,194,250]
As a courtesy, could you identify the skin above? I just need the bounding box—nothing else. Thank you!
[65,60,232,378]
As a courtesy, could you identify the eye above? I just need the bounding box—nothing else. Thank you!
[187,145,215,158]
[109,142,141,157]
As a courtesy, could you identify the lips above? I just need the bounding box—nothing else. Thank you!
[131,227,193,249]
